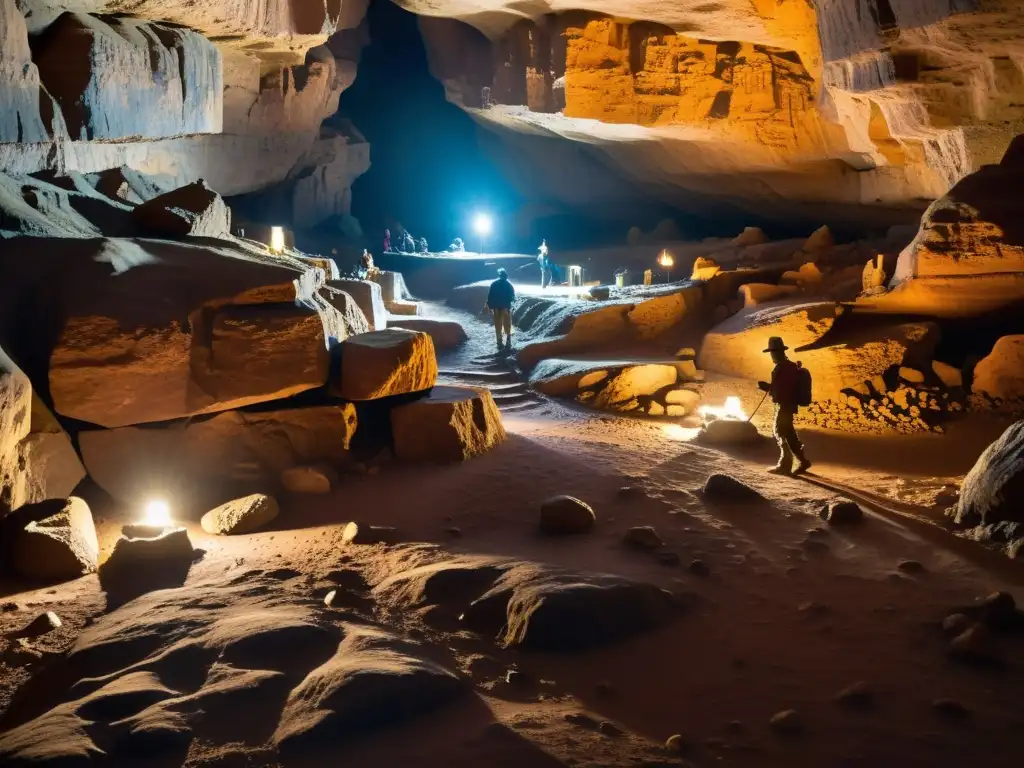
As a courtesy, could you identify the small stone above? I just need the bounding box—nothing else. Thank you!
[942,613,972,635]
[657,551,681,566]
[769,709,804,734]
[324,589,339,608]
[22,611,62,636]
[445,526,463,537]
[949,624,1002,665]
[821,500,864,526]
[341,521,399,545]
[665,734,689,753]
[539,495,596,535]
[0,601,19,612]
[688,559,710,576]
[897,560,926,574]
[932,699,970,719]
[623,526,663,550]
[835,681,874,709]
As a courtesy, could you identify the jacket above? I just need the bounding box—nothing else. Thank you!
[769,359,801,410]
[487,277,515,310]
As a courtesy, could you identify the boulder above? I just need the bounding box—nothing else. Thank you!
[101,527,194,573]
[702,473,764,501]
[79,404,357,506]
[738,283,799,308]
[200,494,279,535]
[529,358,611,397]
[7,497,99,582]
[273,624,465,751]
[955,420,1024,527]
[780,262,824,288]
[821,500,864,526]
[391,386,505,462]
[387,318,468,349]
[623,526,663,550]
[327,279,387,330]
[973,336,1024,402]
[386,299,420,316]
[698,418,760,444]
[665,389,701,411]
[539,495,596,535]
[932,360,963,389]
[15,393,87,508]
[132,180,230,238]
[281,465,338,494]
[731,227,768,246]
[803,225,835,253]
[336,329,437,401]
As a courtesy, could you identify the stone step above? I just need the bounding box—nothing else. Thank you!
[439,368,517,381]
[491,391,535,405]
[497,400,544,413]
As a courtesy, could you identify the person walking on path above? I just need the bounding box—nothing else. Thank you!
[757,336,812,476]
[485,268,515,352]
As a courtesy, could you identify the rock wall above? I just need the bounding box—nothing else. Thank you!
[412,1,1024,228]
[0,0,370,227]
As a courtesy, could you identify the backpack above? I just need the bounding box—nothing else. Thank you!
[795,363,813,407]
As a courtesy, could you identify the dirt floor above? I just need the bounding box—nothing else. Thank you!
[1,305,1022,767]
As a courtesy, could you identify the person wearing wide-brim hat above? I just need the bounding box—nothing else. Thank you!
[757,336,812,476]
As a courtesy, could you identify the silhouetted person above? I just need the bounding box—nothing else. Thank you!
[758,337,812,476]
[537,239,552,288]
[403,232,415,253]
[418,237,429,253]
[383,229,391,252]
[485,268,515,352]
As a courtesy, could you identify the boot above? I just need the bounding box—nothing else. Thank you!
[767,463,792,476]
[792,457,812,476]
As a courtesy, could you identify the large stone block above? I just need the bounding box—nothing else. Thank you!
[7,497,99,582]
[327,279,387,330]
[132,180,230,238]
[973,336,1024,402]
[320,285,371,339]
[387,318,467,349]
[391,385,505,462]
[79,404,357,507]
[27,238,332,429]
[336,329,437,401]
[33,13,222,141]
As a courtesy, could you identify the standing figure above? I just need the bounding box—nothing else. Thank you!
[383,229,391,253]
[757,337,812,476]
[537,239,552,289]
[358,249,378,279]
[418,237,429,254]
[449,237,465,252]
[485,268,515,353]
[404,232,416,253]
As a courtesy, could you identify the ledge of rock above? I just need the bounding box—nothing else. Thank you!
[391,385,506,462]
[132,180,230,238]
[387,318,468,349]
[327,279,388,331]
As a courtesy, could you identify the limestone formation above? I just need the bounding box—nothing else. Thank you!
[7,497,99,582]
[539,495,596,535]
[0,0,64,143]
[387,318,468,349]
[337,329,438,401]
[972,336,1024,404]
[955,421,1024,528]
[132,180,230,238]
[327,279,388,331]
[79,404,357,505]
[391,386,506,462]
[200,494,279,535]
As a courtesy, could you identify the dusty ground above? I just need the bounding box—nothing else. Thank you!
[1,305,1022,767]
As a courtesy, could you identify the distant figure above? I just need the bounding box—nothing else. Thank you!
[449,237,465,252]
[537,239,552,288]
[757,337,812,476]
[358,249,378,279]
[418,237,429,254]
[383,229,391,252]
[862,254,886,295]
[403,232,416,253]
[481,86,491,109]
[485,268,516,352]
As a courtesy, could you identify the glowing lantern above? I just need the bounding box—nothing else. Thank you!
[141,499,172,528]
[658,250,674,283]
[269,226,285,254]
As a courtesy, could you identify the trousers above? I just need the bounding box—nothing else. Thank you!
[493,308,511,347]
[773,405,806,469]
[541,268,552,288]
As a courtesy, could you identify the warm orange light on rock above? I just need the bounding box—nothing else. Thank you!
[658,250,674,268]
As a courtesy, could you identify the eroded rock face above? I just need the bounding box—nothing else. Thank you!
[79,404,357,506]
[973,336,1024,404]
[416,3,1024,227]
[200,494,279,535]
[5,497,99,582]
[0,0,65,143]
[132,180,230,238]
[327,279,387,331]
[956,420,1024,528]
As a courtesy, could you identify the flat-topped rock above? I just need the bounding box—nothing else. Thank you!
[200,494,279,535]
[387,318,468,349]
[132,180,229,238]
[391,385,506,462]
[336,328,437,401]
[327,279,387,331]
